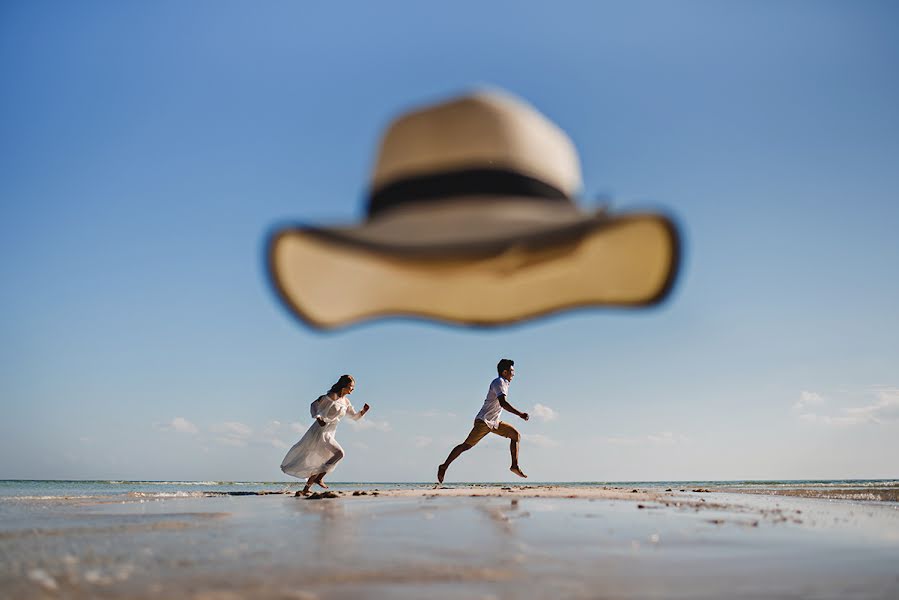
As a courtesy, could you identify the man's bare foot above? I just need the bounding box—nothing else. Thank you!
[510,466,527,478]
[437,463,447,484]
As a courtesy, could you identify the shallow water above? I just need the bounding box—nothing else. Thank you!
[2,485,898,599]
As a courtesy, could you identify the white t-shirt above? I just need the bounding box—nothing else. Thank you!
[475,376,510,429]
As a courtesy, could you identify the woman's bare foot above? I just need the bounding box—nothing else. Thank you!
[437,463,447,484]
[316,480,329,489]
[300,486,312,496]
[510,466,527,478]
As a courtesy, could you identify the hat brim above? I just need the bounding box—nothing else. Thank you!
[267,211,680,330]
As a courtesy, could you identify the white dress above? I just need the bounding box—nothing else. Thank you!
[280,394,363,479]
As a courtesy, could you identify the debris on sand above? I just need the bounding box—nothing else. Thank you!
[305,491,339,500]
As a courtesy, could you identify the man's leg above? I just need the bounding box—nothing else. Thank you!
[509,438,526,478]
[437,443,472,483]
[496,422,527,478]
[438,421,489,484]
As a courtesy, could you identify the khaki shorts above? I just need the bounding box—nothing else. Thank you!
[463,419,519,446]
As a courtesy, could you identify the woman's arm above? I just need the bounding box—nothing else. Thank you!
[346,402,370,421]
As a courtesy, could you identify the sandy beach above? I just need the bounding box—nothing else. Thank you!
[2,482,898,599]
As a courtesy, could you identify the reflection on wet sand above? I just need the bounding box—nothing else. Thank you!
[1,490,898,599]
[478,498,530,536]
[290,494,352,551]
[0,512,231,540]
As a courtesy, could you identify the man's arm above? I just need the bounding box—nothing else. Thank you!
[498,395,529,421]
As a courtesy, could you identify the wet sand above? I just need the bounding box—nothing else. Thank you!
[2,485,898,599]
[708,484,899,503]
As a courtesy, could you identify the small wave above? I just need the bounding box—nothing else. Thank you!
[114,481,225,486]
[721,480,899,489]
[103,481,276,486]
[0,495,99,501]
[126,491,206,498]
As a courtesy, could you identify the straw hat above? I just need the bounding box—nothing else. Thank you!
[267,89,680,329]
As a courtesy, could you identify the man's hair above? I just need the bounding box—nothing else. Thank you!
[496,358,514,376]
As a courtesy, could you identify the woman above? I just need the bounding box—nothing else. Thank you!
[280,374,370,495]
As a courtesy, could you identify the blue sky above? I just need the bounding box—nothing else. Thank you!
[2,1,897,482]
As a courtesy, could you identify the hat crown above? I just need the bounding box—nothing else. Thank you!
[371,91,582,197]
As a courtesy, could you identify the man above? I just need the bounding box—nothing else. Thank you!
[437,358,529,484]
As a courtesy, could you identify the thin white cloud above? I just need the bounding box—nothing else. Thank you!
[532,403,558,422]
[391,409,457,419]
[604,436,639,446]
[215,436,249,448]
[602,432,689,446]
[212,421,252,437]
[419,409,457,419]
[199,419,312,450]
[794,390,825,411]
[156,417,199,435]
[260,421,292,449]
[798,413,866,426]
[847,388,899,423]
[646,432,689,445]
[172,417,199,434]
[345,418,392,432]
[413,436,432,448]
[211,421,253,447]
[523,433,560,448]
[795,387,899,426]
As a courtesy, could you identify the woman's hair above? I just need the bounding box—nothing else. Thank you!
[328,374,355,396]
